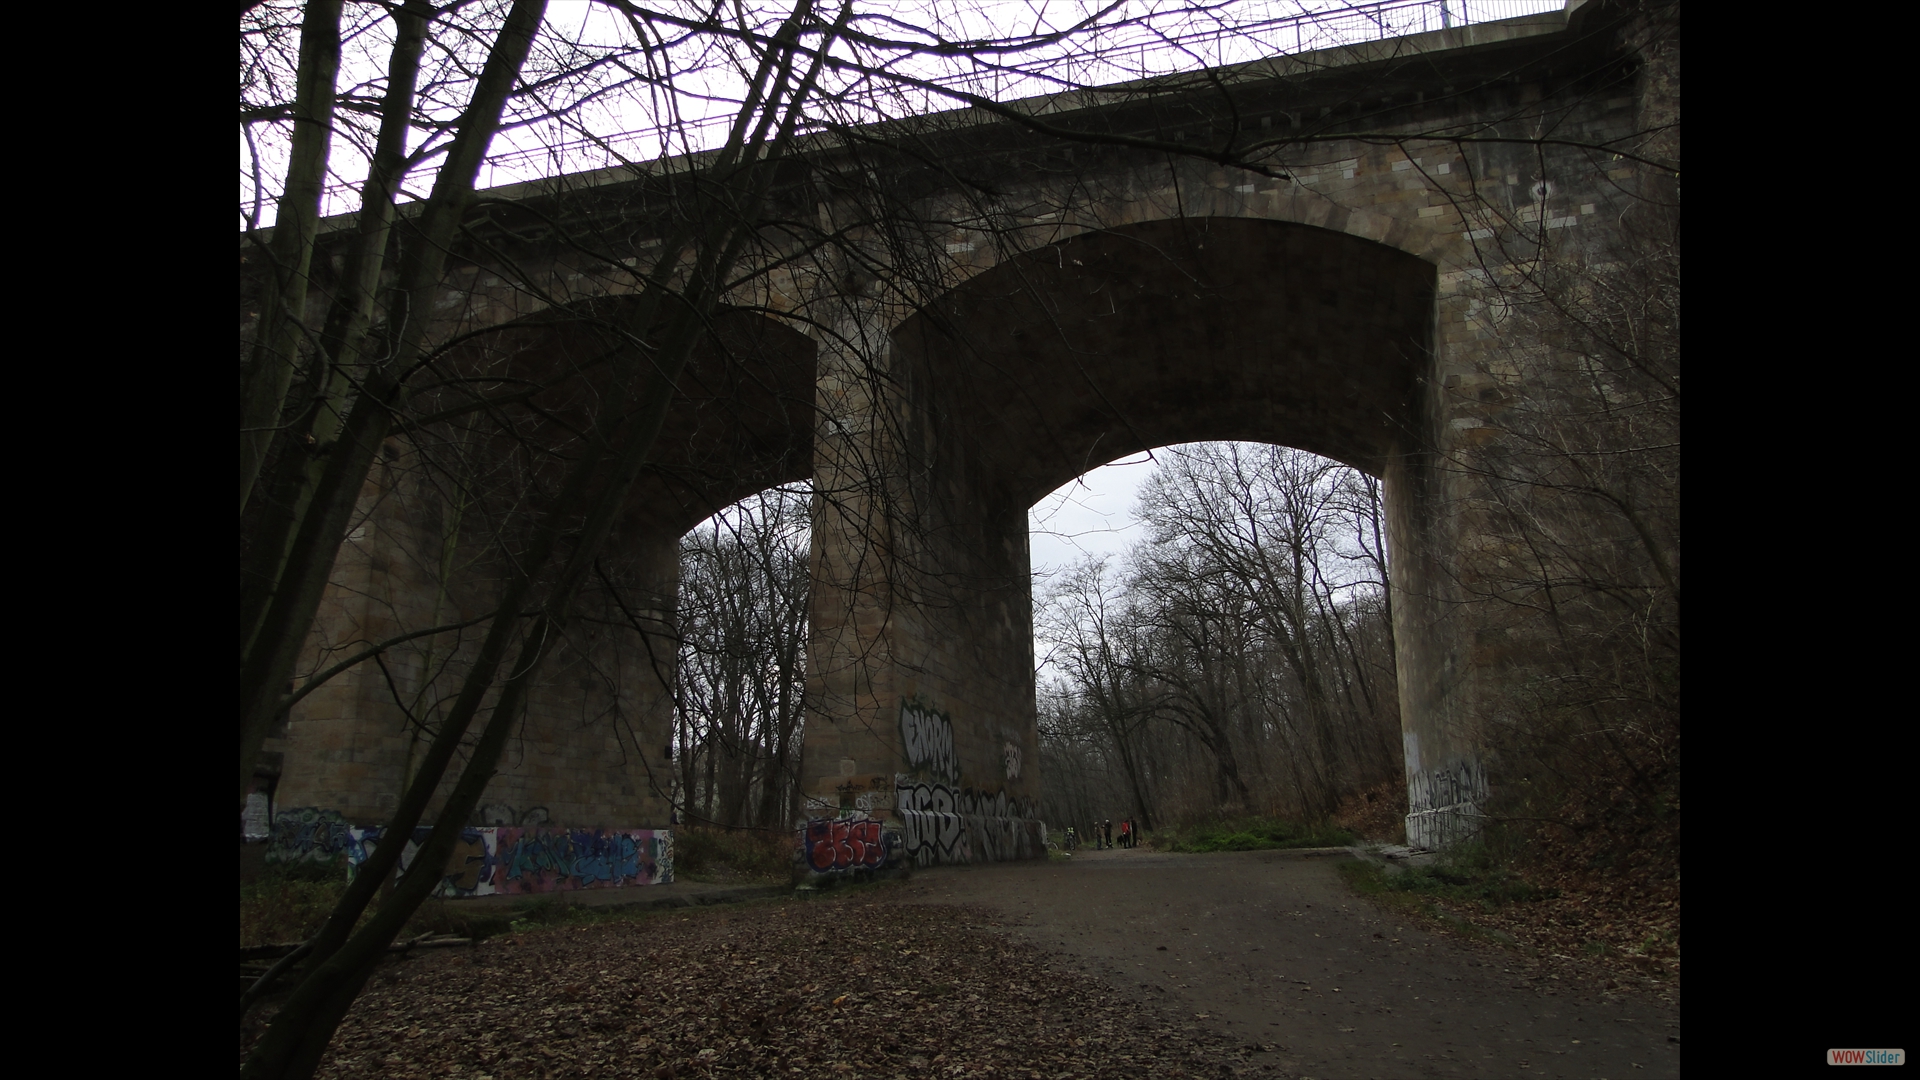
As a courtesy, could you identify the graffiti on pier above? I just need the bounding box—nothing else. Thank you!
[895,779,1045,868]
[266,807,355,865]
[1407,757,1488,815]
[243,792,272,841]
[899,700,959,782]
[268,807,673,893]
[486,828,673,894]
[803,816,894,873]
[895,779,967,865]
[1002,740,1022,782]
[342,826,674,896]
[1405,755,1489,850]
[348,824,491,892]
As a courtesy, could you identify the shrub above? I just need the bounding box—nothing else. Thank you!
[672,825,793,882]
[1160,816,1354,853]
[240,857,352,947]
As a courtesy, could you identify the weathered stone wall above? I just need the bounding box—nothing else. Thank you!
[262,1,1664,860]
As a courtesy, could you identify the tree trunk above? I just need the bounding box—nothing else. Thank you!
[239,0,431,665]
[240,0,341,515]
[237,0,550,812]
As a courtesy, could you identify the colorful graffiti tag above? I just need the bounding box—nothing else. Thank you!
[803,816,892,873]
[346,825,493,893]
[266,807,355,864]
[269,815,673,896]
[484,828,672,895]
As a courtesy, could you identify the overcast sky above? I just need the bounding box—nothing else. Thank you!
[1026,450,1160,583]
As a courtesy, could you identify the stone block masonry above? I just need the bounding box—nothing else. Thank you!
[259,1,1667,861]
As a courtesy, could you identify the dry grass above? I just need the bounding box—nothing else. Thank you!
[672,824,796,883]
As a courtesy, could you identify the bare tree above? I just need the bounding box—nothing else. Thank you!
[1039,558,1163,829]
[240,2,859,1071]
[674,487,811,830]
[1036,443,1401,829]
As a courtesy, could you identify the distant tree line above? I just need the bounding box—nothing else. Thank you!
[672,488,811,832]
[1037,442,1403,835]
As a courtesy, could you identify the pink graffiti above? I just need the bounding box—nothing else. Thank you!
[804,817,887,872]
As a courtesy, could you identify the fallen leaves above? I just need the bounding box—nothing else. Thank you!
[250,897,1263,1078]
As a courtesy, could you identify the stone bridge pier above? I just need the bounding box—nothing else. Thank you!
[257,1,1669,887]
[793,216,1487,877]
[779,0,1668,861]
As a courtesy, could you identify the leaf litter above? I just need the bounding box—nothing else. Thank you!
[246,895,1271,1079]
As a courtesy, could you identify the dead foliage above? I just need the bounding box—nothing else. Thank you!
[671,825,796,884]
[243,892,1268,1078]
[1344,773,1680,994]
[1329,779,1406,845]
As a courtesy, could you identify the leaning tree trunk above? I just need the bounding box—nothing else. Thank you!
[240,0,341,516]
[237,0,547,813]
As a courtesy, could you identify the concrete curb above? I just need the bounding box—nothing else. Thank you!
[1344,844,1439,874]
[1267,846,1363,857]
[603,883,792,911]
[438,881,791,915]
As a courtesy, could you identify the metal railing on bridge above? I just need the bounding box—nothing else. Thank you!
[246,0,1564,227]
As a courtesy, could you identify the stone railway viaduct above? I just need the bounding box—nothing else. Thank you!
[250,1,1673,885]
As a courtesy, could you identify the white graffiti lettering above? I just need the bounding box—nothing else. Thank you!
[1405,757,1489,850]
[895,777,1045,868]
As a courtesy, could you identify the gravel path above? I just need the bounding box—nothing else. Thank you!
[901,847,1681,1079]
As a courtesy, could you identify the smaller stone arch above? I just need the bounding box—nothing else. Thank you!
[276,297,821,866]
[461,301,820,830]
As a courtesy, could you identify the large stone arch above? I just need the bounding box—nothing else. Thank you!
[484,301,821,831]
[900,216,1434,493]
[799,215,1478,867]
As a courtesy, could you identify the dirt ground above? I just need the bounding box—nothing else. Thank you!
[899,846,1681,1080]
[254,846,1681,1079]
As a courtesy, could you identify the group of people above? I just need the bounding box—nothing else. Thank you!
[1082,817,1141,850]
[1061,818,1144,852]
